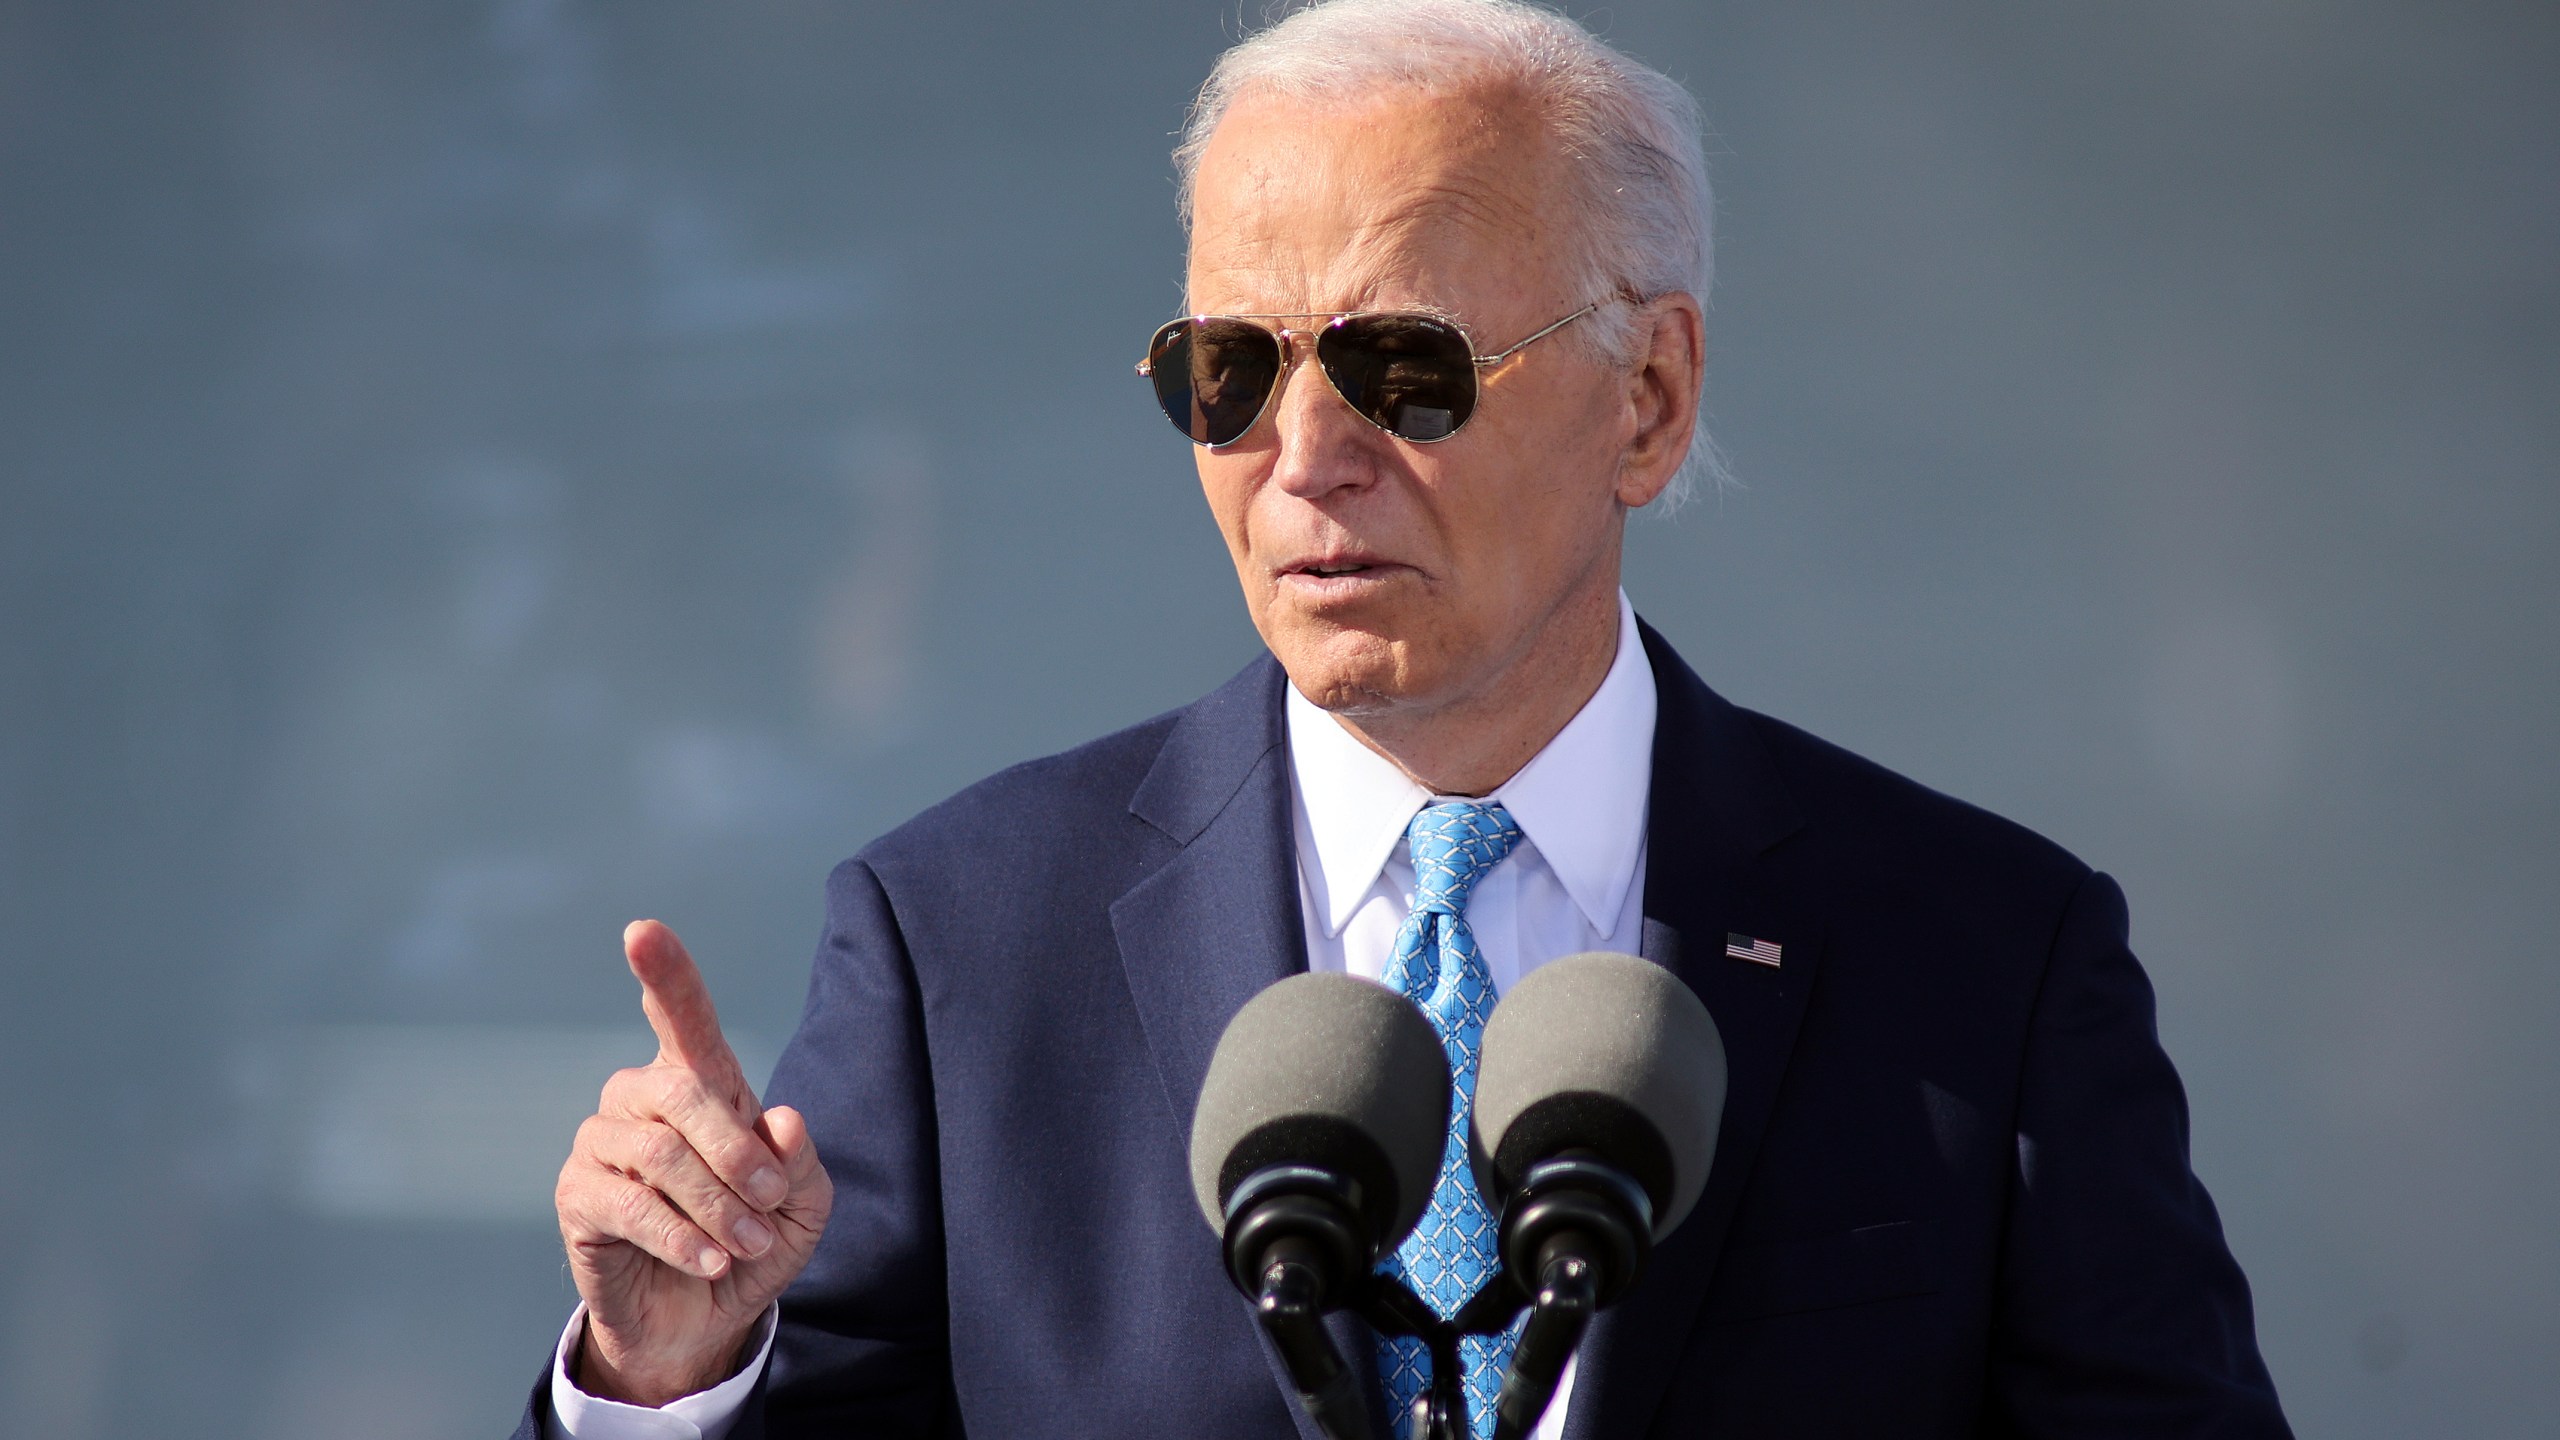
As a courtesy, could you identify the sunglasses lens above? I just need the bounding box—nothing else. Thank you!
[1316,314,1477,442]
[1147,319,1282,446]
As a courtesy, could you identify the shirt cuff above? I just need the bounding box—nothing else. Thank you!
[546,1303,776,1440]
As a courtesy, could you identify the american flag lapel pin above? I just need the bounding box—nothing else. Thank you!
[1725,932,1783,968]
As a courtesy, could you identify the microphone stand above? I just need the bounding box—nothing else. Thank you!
[1230,1156,1653,1440]
[1252,1238,1379,1440]
[1254,1255,1608,1440]
[1478,1154,1653,1440]
[1355,1269,1519,1440]
[1484,1244,1598,1440]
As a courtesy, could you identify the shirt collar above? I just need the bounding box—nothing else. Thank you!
[1285,592,1657,938]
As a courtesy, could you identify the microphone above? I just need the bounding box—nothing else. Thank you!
[1190,973,1451,1440]
[1471,952,1726,1440]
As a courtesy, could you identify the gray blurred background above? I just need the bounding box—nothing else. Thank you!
[1,2,2553,1435]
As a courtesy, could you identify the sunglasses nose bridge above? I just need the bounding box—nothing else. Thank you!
[1267,325,1374,440]
[1257,326,1335,426]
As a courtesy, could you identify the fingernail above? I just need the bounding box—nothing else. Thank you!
[696,1246,729,1277]
[746,1167,787,1208]
[732,1214,776,1257]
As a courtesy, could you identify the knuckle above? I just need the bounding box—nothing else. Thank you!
[599,1065,652,1111]
[688,1174,738,1221]
[633,1125,686,1176]
[610,1180,659,1233]
[657,1210,701,1254]
[635,1066,691,1114]
[690,1193,740,1234]
[669,1114,752,1174]
[701,1132,760,1179]
[557,1173,614,1238]
[556,1152,606,1202]
[661,1071,720,1120]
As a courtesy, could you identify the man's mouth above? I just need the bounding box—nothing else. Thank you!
[1276,557,1405,605]
[1283,549,1399,580]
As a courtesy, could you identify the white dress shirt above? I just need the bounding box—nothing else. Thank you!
[551,592,1657,1440]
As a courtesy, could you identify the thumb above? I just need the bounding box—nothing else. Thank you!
[757,1105,820,1183]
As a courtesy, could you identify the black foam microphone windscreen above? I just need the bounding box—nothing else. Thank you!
[1473,951,1726,1239]
[1189,972,1451,1254]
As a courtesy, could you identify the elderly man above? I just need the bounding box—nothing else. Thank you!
[522,2,2290,1437]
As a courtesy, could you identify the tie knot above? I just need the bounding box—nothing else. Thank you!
[1405,801,1523,916]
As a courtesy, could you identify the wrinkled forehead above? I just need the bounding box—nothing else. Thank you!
[1183,81,1576,316]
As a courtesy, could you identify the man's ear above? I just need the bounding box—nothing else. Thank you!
[1614,291,1705,508]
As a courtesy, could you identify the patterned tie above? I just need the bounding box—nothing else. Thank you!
[1376,801,1525,1440]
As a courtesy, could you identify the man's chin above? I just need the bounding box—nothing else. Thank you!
[1274,642,1428,718]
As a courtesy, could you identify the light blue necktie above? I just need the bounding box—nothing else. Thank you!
[1376,801,1525,1440]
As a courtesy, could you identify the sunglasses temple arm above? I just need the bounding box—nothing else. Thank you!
[1472,300,1604,366]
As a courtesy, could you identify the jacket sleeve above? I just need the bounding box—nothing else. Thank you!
[1986,870,2292,1438]
[737,856,959,1439]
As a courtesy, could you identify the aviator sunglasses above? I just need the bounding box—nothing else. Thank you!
[1136,299,1606,447]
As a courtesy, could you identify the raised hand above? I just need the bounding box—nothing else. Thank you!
[555,920,832,1405]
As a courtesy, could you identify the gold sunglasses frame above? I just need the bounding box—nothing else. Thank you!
[1135,298,1606,447]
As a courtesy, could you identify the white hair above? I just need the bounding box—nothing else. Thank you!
[1175,0,1728,503]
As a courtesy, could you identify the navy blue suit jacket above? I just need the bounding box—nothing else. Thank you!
[519,624,2288,1438]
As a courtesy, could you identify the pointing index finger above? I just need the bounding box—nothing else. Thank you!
[624,919,752,1108]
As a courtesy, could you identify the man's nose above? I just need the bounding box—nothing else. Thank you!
[1266,339,1383,500]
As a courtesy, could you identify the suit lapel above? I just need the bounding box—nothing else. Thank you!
[1111,655,1307,1155]
[1564,623,1822,1440]
[1110,657,1354,1438]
